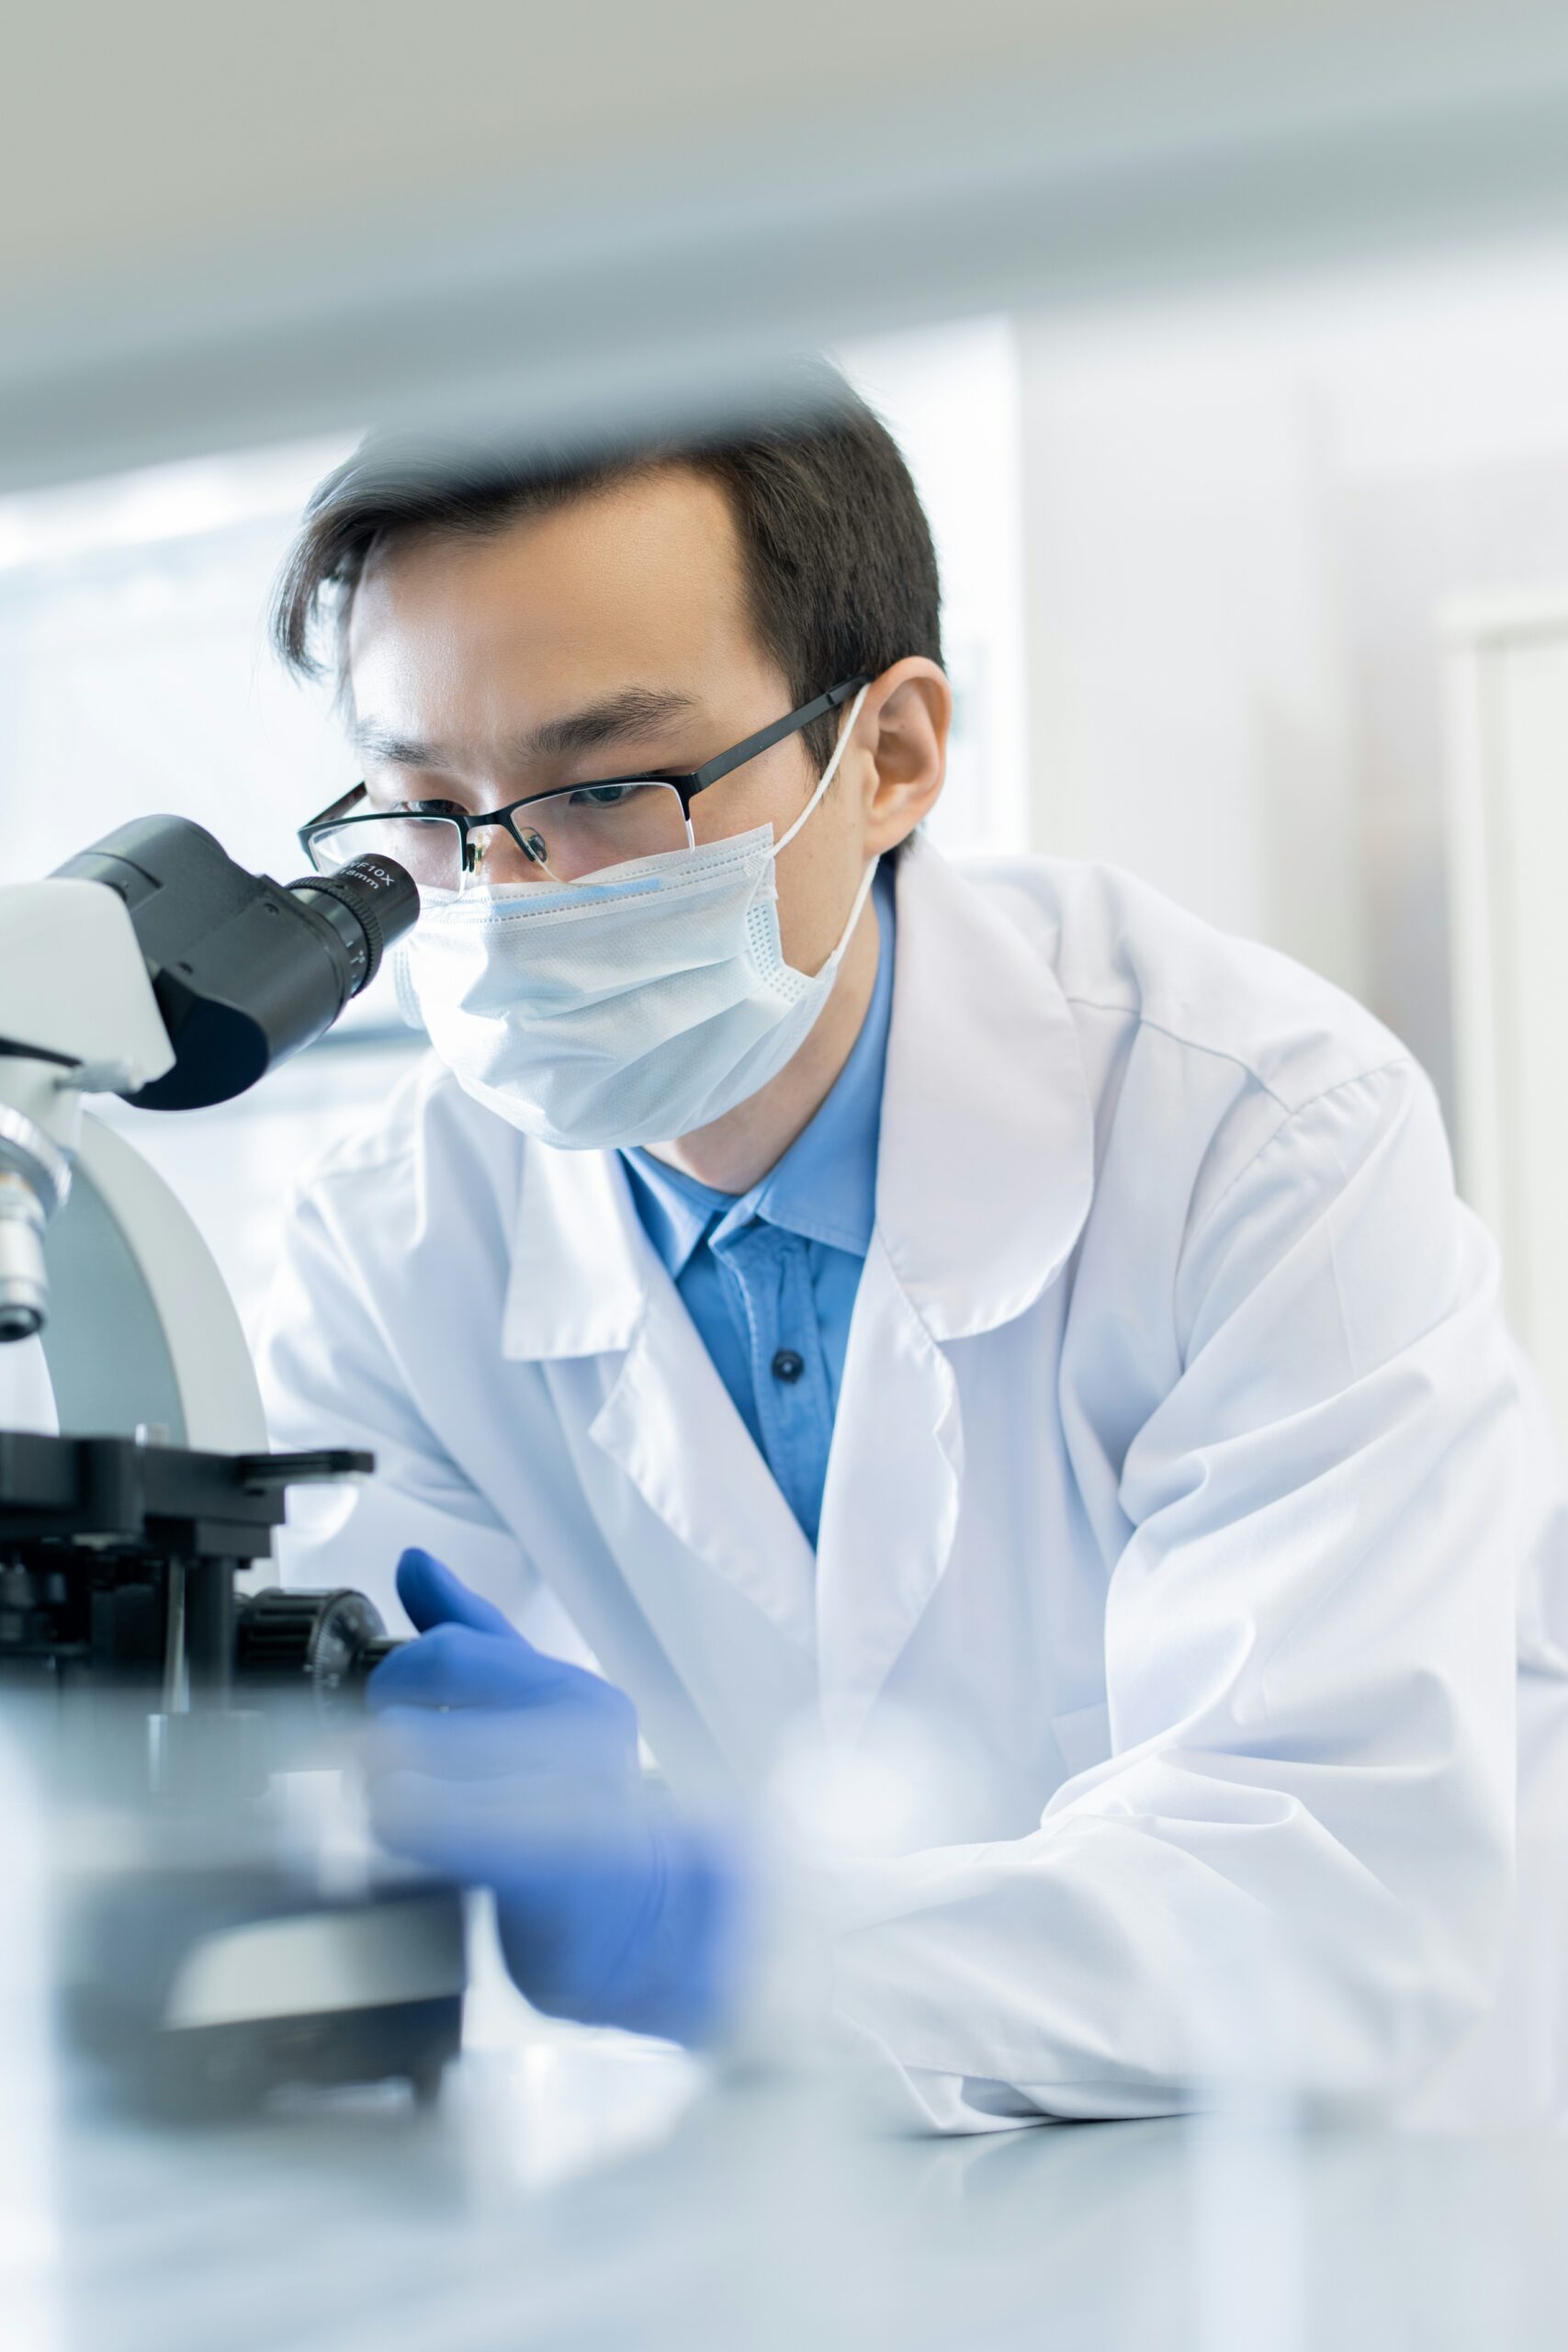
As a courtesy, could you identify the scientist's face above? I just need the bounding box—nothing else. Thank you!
[344,464,947,975]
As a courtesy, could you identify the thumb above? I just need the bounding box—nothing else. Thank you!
[395,1547,518,1638]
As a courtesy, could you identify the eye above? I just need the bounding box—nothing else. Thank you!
[567,784,639,808]
[409,797,467,818]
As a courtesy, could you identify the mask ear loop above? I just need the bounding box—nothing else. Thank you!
[773,684,880,978]
[773,685,871,855]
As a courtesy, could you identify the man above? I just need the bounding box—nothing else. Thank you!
[262,367,1568,2132]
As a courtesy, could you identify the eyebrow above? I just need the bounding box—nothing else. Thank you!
[526,686,700,760]
[352,687,702,773]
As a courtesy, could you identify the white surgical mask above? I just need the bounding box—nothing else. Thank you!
[400,685,874,1149]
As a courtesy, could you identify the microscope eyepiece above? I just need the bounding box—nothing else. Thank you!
[51,819,421,1110]
[285,854,420,999]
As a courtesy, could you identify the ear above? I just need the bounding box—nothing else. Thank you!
[856,659,951,855]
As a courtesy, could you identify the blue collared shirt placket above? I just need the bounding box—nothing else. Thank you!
[622,866,896,1550]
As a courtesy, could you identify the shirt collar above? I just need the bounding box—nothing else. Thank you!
[621,1149,716,1280]
[624,863,896,1272]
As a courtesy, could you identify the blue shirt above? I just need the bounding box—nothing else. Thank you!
[622,869,895,1547]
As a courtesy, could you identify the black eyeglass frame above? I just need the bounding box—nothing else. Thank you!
[298,675,872,878]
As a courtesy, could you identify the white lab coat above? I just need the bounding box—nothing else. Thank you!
[259,841,1568,2132]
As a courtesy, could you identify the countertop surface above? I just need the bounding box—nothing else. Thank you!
[14,2023,1568,2352]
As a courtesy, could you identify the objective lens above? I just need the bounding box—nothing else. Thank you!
[0,1172,49,1341]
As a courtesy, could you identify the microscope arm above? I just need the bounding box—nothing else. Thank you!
[0,873,265,1452]
[42,1112,267,1455]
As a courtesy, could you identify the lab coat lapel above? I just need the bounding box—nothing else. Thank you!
[588,1283,818,1656]
[814,842,1095,1743]
[815,1238,963,1745]
[502,1141,818,1657]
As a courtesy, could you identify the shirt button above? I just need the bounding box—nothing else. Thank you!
[771,1348,805,1384]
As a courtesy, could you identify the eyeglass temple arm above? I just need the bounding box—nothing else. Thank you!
[300,674,872,851]
[688,677,870,795]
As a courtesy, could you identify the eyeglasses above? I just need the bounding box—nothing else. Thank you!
[298,677,871,894]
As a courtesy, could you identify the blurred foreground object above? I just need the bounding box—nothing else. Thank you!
[12,5,1568,491]
[0,818,461,2115]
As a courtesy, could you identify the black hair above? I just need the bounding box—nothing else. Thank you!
[270,359,942,779]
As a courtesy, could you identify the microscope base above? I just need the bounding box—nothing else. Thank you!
[62,1873,467,2119]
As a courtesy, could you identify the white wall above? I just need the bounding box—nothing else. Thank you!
[1018,305,1359,994]
[838,318,1029,856]
[1010,240,1568,1152]
[0,443,351,894]
[1444,600,1568,1438]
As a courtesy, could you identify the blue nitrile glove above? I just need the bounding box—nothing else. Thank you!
[366,1548,739,2045]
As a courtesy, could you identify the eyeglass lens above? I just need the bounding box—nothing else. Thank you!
[310,782,690,890]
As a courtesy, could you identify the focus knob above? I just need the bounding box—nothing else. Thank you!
[235,1588,397,1717]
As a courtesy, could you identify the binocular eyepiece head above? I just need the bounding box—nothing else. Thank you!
[51,816,420,1111]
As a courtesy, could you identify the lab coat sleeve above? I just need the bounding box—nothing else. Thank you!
[255,1178,540,1637]
[818,1058,1522,2131]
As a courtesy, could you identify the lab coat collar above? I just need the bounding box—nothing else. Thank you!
[875,837,1094,1343]
[501,837,1095,1361]
[502,1143,647,1360]
[807,839,1094,1741]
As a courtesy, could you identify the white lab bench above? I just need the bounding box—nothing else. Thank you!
[19,2022,1568,2352]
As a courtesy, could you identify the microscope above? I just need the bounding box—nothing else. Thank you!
[0,817,466,2113]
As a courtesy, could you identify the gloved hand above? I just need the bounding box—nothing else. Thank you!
[366,1548,739,2046]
